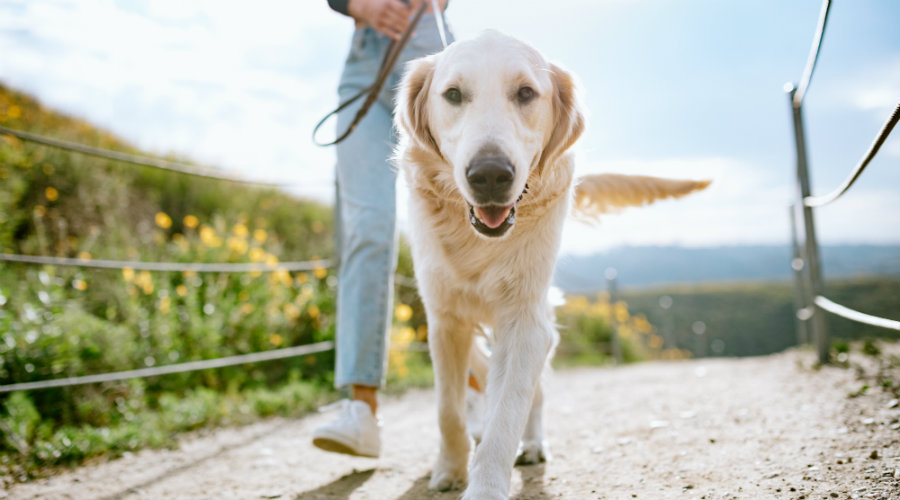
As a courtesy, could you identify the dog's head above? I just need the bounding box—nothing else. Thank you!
[397,30,584,239]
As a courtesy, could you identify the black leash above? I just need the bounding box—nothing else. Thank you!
[312,1,429,147]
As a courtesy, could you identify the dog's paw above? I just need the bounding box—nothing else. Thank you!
[515,440,550,466]
[461,486,507,500]
[428,463,467,491]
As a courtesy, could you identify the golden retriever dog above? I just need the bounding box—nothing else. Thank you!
[394,30,709,500]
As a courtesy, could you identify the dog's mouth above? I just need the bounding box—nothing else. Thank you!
[467,186,527,238]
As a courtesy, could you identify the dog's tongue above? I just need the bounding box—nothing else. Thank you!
[475,205,513,229]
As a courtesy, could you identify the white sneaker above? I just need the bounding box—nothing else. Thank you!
[466,387,485,444]
[312,400,381,458]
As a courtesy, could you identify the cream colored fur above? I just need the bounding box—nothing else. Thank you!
[394,31,708,500]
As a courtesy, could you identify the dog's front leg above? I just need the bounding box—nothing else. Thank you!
[427,313,474,492]
[463,308,554,500]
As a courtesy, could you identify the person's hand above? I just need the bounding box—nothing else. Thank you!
[348,0,412,40]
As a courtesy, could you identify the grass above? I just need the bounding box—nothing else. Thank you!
[0,83,433,481]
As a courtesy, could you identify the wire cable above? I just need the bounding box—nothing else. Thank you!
[0,253,332,273]
[804,101,900,207]
[814,296,900,331]
[793,0,831,108]
[0,341,334,394]
[0,125,281,186]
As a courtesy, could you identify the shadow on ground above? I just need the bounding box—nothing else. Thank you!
[295,463,553,500]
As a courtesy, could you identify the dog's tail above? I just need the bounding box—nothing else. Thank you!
[573,173,711,218]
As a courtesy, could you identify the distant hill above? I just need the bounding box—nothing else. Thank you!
[554,244,900,291]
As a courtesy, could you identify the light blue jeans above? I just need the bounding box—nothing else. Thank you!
[333,15,453,389]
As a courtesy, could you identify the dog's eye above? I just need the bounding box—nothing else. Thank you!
[443,87,462,104]
[517,86,536,104]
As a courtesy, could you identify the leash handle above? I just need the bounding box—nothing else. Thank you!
[312,1,429,147]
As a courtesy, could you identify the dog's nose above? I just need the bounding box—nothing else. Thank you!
[466,156,514,204]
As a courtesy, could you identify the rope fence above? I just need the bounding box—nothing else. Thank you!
[0,95,429,392]
[0,125,280,186]
[786,0,900,364]
[0,253,333,273]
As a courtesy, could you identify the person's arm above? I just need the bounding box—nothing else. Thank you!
[329,0,412,40]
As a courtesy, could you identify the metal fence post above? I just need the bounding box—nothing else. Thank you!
[788,204,810,346]
[786,85,829,364]
[605,267,623,365]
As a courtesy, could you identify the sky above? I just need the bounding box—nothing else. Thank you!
[0,0,897,256]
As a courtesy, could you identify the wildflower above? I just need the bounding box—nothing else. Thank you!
[45,187,58,202]
[199,225,221,247]
[33,205,46,217]
[226,236,248,255]
[7,105,21,119]
[176,284,187,297]
[155,212,172,229]
[183,215,199,228]
[313,267,327,279]
[307,304,320,319]
[253,229,267,243]
[284,303,301,320]
[395,303,413,322]
[264,253,279,268]
[122,267,135,282]
[73,279,87,291]
[240,303,255,315]
[232,223,249,238]
[249,247,266,262]
[159,296,171,314]
[77,251,91,261]
[270,334,283,347]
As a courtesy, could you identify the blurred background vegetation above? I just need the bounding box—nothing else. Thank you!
[0,83,897,482]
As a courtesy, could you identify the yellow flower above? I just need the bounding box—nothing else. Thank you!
[73,279,87,291]
[295,273,308,285]
[269,334,283,346]
[33,205,46,217]
[417,324,428,341]
[284,303,301,320]
[307,304,320,319]
[155,212,172,229]
[77,251,91,261]
[176,284,188,297]
[159,296,171,314]
[232,223,249,238]
[253,229,267,244]
[183,215,199,228]
[7,105,21,119]
[227,236,248,255]
[240,303,255,315]
[249,247,265,262]
[264,254,279,267]
[122,267,135,282]
[199,225,221,247]
[394,303,413,322]
[313,267,327,279]
[45,187,58,202]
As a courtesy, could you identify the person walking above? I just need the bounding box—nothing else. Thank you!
[312,0,452,458]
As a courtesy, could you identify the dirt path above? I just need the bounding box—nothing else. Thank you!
[5,348,899,500]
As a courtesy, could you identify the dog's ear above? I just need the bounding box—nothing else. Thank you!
[537,63,585,174]
[396,55,440,155]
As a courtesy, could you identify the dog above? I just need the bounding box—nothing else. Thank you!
[394,30,709,500]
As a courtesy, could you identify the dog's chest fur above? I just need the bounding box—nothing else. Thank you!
[401,148,575,315]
